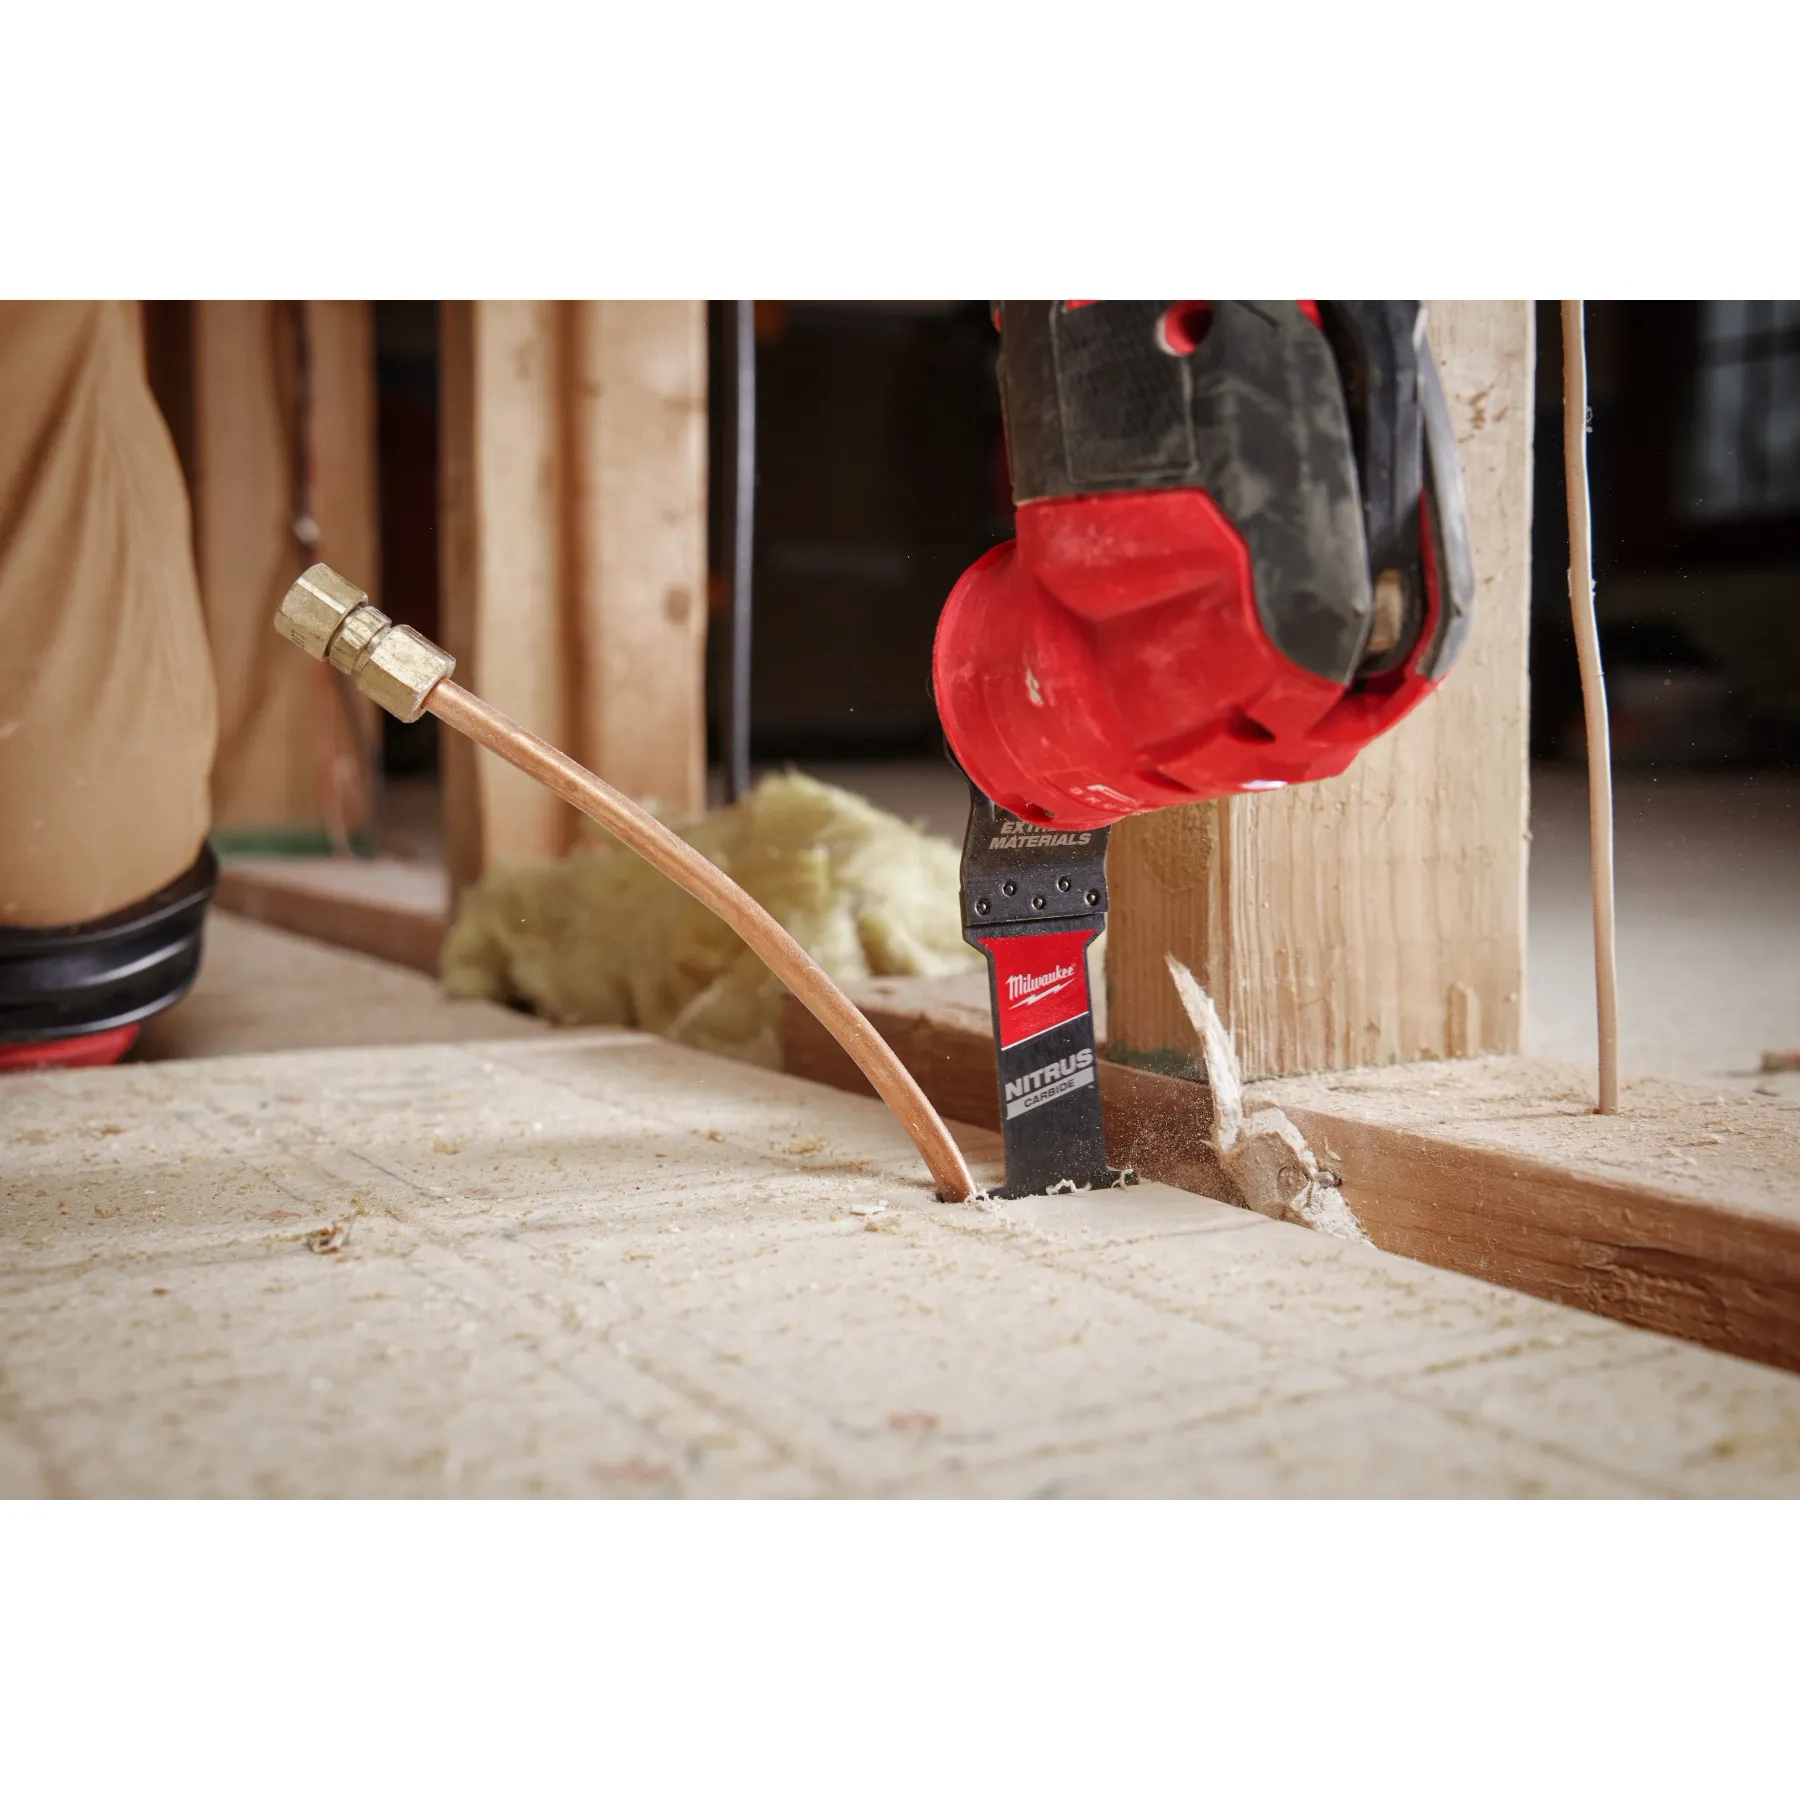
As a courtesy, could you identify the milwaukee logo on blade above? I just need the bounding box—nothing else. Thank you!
[1003,1047,1095,1120]
[1007,963,1076,1006]
[977,928,1098,1047]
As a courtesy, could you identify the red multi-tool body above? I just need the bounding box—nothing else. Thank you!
[935,301,1474,1196]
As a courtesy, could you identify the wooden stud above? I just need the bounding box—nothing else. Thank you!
[1446,980,1482,1060]
[568,301,709,819]
[1104,301,1536,1080]
[306,301,382,616]
[437,300,485,899]
[306,300,384,844]
[438,300,575,896]
[439,300,710,900]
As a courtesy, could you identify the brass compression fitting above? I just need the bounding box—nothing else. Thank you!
[274,564,455,723]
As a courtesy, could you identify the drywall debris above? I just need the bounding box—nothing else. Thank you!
[443,772,978,1067]
[1164,954,1367,1244]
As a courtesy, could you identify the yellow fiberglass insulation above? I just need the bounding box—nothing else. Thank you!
[441,771,979,1066]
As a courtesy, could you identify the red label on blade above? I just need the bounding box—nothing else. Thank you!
[977,929,1099,1049]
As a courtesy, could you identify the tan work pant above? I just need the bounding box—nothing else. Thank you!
[0,302,216,928]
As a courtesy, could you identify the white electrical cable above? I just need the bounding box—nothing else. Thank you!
[1561,300,1620,1114]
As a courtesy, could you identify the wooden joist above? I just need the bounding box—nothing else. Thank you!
[1265,1062,1800,1380]
[781,975,1800,1375]
[213,856,449,977]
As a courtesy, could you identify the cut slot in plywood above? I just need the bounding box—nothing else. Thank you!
[1104,301,1535,1080]
[782,972,1228,1201]
[5,1029,1799,1497]
[779,974,1800,1376]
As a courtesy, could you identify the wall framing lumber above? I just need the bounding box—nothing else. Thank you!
[780,976,1800,1375]
[569,302,710,820]
[306,299,384,844]
[1105,301,1535,1081]
[439,299,574,893]
[438,300,708,905]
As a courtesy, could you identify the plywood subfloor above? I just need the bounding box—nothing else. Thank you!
[136,911,542,1061]
[5,1031,1799,1497]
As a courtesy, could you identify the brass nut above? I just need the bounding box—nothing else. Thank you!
[327,603,392,675]
[356,624,455,723]
[274,564,368,660]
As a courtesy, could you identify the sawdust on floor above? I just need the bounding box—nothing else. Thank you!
[136,911,544,1061]
[6,1030,1800,1498]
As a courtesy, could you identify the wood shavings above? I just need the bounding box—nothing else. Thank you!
[1164,954,1367,1243]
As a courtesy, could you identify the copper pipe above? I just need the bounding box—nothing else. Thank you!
[426,679,979,1201]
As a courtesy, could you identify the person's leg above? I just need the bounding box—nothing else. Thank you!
[0,301,218,1061]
